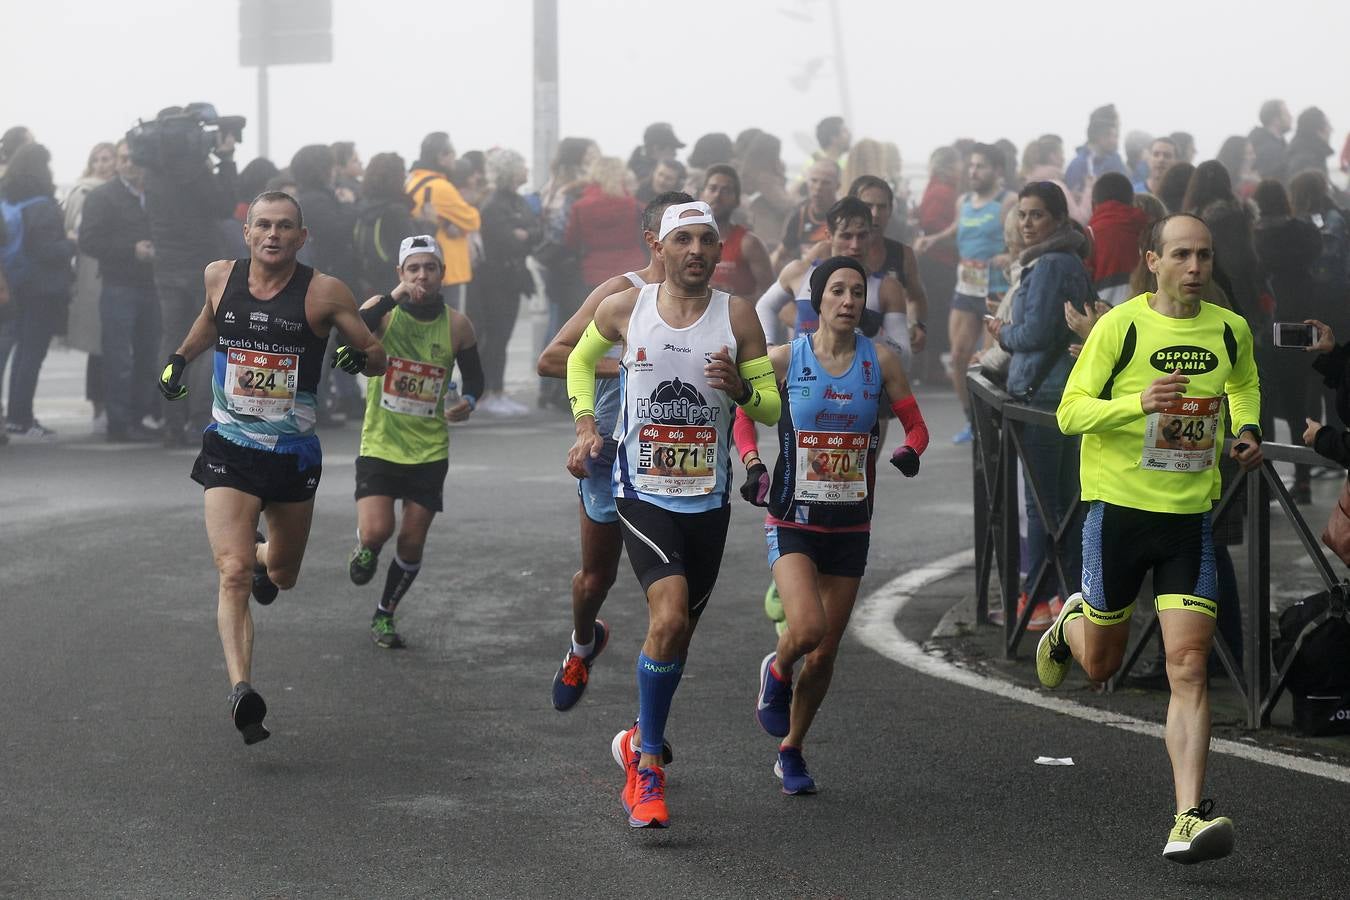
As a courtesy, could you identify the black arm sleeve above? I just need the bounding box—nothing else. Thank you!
[456,343,485,401]
[1313,424,1350,469]
[359,295,398,333]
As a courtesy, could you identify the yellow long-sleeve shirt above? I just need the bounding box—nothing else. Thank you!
[406,168,481,286]
[1057,293,1261,514]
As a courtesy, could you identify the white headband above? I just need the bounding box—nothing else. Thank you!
[398,234,443,267]
[658,201,720,241]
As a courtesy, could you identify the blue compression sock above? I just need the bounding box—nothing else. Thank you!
[636,652,683,757]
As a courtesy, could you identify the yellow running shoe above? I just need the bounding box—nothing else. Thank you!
[1035,593,1083,689]
[764,581,784,624]
[1163,800,1235,864]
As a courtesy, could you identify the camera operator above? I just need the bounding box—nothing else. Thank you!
[139,105,239,446]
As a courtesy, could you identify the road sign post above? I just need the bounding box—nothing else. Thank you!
[238,0,334,158]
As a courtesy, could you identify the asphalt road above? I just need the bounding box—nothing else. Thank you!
[3,346,1349,898]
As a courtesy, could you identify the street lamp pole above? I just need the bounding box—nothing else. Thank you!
[533,0,559,191]
[827,0,853,126]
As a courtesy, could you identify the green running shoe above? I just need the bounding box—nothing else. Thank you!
[371,612,405,649]
[764,581,784,625]
[349,545,379,585]
[1035,593,1083,689]
[1163,800,1234,864]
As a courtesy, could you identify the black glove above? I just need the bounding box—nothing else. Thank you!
[159,353,188,401]
[739,462,770,506]
[890,446,920,477]
[331,344,368,374]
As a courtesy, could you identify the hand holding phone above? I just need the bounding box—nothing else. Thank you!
[1273,321,1317,349]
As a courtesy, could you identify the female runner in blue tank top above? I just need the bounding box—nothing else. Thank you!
[733,256,930,794]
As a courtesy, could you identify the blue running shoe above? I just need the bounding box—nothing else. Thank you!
[755,652,792,737]
[952,423,973,445]
[551,619,609,711]
[774,746,816,795]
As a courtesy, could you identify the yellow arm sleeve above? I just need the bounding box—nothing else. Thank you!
[1224,320,1262,435]
[566,321,616,420]
[736,355,780,426]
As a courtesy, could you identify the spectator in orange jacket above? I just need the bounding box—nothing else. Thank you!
[406,132,481,302]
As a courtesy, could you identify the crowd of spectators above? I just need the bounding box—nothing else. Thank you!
[0,100,1347,463]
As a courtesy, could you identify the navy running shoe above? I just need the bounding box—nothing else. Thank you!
[551,619,609,711]
[774,746,816,795]
[755,652,792,737]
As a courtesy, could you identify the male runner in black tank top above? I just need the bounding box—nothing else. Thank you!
[158,191,385,745]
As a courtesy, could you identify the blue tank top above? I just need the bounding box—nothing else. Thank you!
[955,191,1010,294]
[767,334,881,530]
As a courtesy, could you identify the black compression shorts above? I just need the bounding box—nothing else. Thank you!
[1080,500,1217,624]
[614,497,731,617]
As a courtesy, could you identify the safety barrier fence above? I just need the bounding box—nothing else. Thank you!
[967,370,1343,729]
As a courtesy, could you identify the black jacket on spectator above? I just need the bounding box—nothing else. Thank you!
[295,186,356,286]
[352,197,417,299]
[1202,199,1264,330]
[144,158,236,273]
[479,188,541,299]
[1254,215,1323,321]
[1313,345,1350,466]
[1286,133,1334,182]
[1247,127,1288,182]
[79,178,154,290]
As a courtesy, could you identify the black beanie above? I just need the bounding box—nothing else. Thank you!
[809,256,868,313]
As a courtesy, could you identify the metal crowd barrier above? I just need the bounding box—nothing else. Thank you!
[966,370,1344,729]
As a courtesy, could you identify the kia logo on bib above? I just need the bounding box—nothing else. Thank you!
[1151,345,1218,374]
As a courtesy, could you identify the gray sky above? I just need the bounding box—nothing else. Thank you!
[10,0,1347,187]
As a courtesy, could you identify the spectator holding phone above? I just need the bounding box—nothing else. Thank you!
[1303,320,1350,466]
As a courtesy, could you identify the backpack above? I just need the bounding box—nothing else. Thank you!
[1273,586,1350,736]
[0,197,43,288]
[352,201,417,297]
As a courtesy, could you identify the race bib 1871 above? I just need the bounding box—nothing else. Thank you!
[635,424,717,495]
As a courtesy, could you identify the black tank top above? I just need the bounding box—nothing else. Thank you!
[880,238,910,290]
[214,259,326,396]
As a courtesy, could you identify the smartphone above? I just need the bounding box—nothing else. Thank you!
[1273,321,1317,349]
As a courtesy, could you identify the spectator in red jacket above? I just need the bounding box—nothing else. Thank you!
[564,156,644,290]
[1086,172,1150,305]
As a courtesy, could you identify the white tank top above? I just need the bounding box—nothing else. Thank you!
[614,283,737,513]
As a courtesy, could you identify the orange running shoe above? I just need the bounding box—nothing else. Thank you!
[610,725,640,814]
[628,766,669,828]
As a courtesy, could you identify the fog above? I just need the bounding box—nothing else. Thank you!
[7,0,1347,183]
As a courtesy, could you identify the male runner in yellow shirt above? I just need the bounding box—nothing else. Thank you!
[1037,214,1263,864]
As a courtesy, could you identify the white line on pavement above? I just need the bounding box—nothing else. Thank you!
[852,549,1350,785]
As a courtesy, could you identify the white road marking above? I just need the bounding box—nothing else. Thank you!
[852,549,1350,784]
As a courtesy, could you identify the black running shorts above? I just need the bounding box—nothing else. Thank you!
[354,456,449,512]
[614,497,731,617]
[765,524,870,578]
[191,429,322,506]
